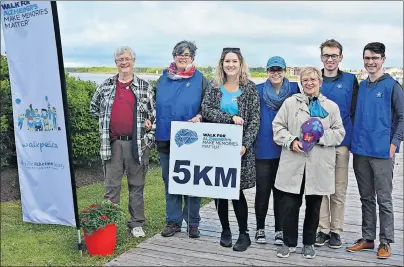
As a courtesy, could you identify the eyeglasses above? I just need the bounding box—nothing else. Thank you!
[268,67,284,75]
[222,47,241,53]
[175,53,191,59]
[321,54,340,61]
[302,78,319,84]
[115,57,133,63]
[363,56,383,62]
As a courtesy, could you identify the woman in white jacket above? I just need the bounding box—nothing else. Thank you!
[272,67,345,259]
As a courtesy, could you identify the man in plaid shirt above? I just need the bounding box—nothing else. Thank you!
[90,46,155,237]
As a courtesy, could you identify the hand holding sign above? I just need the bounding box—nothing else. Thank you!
[240,146,246,156]
[169,121,242,199]
[232,116,244,125]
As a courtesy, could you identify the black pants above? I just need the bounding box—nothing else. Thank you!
[255,158,282,231]
[279,175,323,247]
[215,190,248,233]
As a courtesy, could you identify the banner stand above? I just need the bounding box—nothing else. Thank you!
[50,1,82,257]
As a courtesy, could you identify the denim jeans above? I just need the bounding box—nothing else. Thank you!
[159,152,201,226]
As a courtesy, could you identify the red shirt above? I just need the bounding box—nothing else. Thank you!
[109,80,135,140]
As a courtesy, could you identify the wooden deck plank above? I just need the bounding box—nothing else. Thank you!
[105,255,164,266]
[169,232,404,266]
[190,227,404,263]
[144,235,397,266]
[106,152,403,266]
[139,239,297,266]
[188,217,404,251]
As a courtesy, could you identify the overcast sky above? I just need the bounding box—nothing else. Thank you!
[1,1,403,69]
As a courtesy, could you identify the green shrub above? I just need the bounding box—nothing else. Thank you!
[0,55,160,168]
[0,55,14,167]
[65,74,100,166]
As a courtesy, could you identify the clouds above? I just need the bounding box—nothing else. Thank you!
[1,1,403,69]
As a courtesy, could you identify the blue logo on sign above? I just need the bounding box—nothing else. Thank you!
[175,129,198,147]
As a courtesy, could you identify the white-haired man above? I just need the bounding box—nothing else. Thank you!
[90,46,155,237]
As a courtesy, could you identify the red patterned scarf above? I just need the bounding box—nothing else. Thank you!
[167,62,196,80]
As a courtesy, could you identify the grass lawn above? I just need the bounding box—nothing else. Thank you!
[0,167,211,266]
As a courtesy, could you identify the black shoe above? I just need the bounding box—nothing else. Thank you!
[314,232,330,247]
[161,223,181,237]
[187,225,200,238]
[255,229,266,244]
[220,229,232,247]
[329,232,342,249]
[233,232,251,252]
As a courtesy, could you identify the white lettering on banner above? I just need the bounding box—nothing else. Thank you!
[169,121,243,200]
[1,1,76,227]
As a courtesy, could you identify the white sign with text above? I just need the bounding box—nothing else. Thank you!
[169,121,243,199]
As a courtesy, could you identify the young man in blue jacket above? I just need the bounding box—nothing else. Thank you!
[315,39,359,249]
[347,42,403,259]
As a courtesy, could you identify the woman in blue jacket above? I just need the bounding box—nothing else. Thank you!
[254,56,299,245]
[154,40,209,239]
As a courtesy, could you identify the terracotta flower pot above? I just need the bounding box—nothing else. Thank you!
[83,223,117,256]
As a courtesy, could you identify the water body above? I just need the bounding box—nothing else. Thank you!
[68,73,159,85]
[68,72,267,85]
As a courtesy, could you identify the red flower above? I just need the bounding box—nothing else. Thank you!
[101,215,108,221]
[82,218,88,222]
[89,204,100,209]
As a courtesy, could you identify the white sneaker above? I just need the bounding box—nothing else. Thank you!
[274,231,284,246]
[131,226,145,237]
[276,245,296,258]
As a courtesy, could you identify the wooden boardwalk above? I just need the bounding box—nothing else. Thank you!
[106,152,403,266]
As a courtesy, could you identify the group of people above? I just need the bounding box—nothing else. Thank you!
[90,39,403,260]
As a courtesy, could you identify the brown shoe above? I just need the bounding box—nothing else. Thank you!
[377,242,391,259]
[346,238,375,252]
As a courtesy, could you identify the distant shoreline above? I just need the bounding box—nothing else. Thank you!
[66,71,271,79]
[67,71,161,76]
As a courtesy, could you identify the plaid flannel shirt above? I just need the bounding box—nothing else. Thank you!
[90,73,156,162]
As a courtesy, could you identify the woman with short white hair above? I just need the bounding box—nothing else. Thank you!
[272,67,345,259]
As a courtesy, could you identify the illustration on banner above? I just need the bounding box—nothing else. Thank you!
[15,96,61,132]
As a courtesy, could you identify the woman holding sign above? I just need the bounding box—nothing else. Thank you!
[201,47,260,252]
[154,40,210,239]
[272,67,345,259]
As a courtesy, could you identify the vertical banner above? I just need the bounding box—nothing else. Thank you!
[1,1,76,227]
[169,121,242,199]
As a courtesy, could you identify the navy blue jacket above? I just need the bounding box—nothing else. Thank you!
[321,70,358,149]
[351,74,403,158]
[254,80,299,159]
